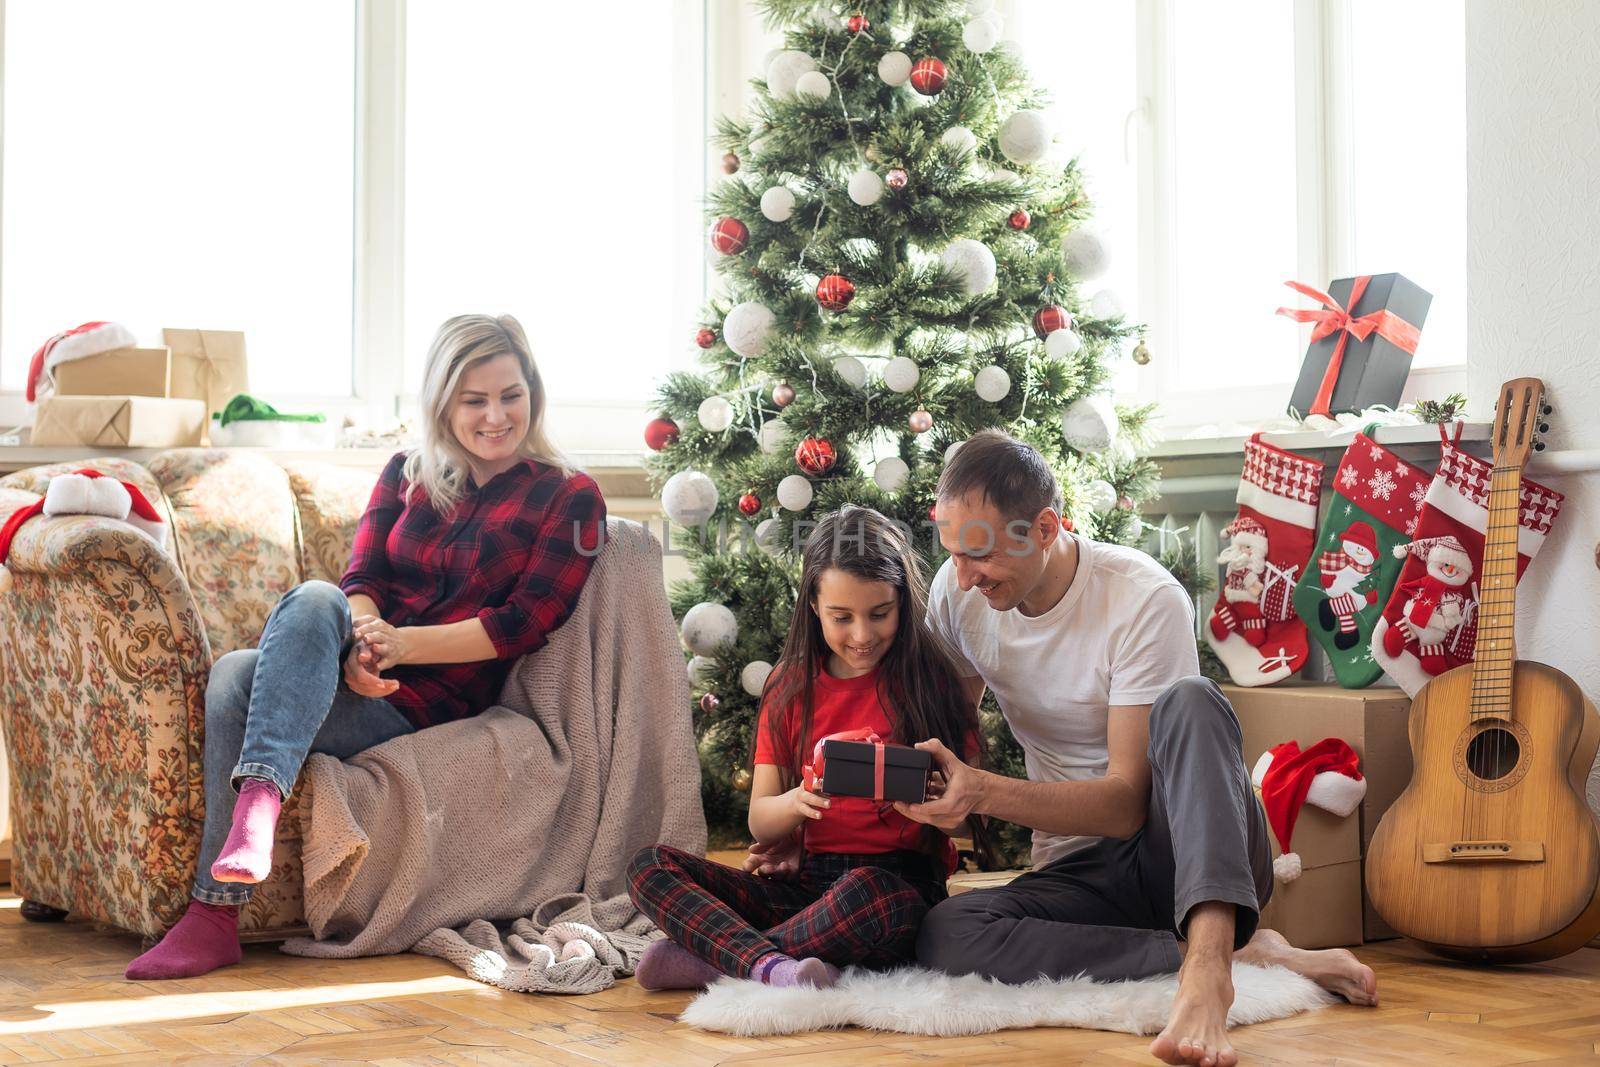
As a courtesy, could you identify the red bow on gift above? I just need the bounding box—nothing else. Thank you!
[803,729,887,798]
[1277,278,1422,417]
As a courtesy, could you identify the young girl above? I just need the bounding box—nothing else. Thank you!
[628,505,981,990]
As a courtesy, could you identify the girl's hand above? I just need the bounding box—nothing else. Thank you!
[343,639,399,698]
[743,832,803,879]
[789,783,830,822]
[353,615,410,670]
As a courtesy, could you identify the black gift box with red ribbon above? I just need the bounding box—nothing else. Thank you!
[1280,273,1432,419]
[820,739,931,804]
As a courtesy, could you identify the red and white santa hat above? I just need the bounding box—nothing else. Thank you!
[1251,738,1366,884]
[24,322,137,403]
[1391,534,1470,571]
[0,469,166,594]
[1340,521,1377,557]
[1222,516,1269,553]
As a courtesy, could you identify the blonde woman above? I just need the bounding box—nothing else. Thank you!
[128,315,606,980]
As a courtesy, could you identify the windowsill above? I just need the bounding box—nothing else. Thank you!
[1143,420,1491,460]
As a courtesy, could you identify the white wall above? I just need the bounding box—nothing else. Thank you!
[1465,1,1600,711]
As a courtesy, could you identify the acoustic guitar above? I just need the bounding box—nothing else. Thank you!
[1366,377,1600,962]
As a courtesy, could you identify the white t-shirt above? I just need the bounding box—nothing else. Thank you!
[927,533,1200,867]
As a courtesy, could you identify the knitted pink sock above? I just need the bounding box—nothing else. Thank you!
[210,777,282,884]
[635,939,725,990]
[753,952,840,988]
[124,899,242,980]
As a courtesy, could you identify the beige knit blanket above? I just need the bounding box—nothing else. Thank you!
[281,518,707,994]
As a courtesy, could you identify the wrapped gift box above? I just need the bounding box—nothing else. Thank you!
[820,739,931,803]
[1225,682,1413,944]
[1283,273,1432,418]
[32,395,207,448]
[162,328,249,438]
[52,346,172,398]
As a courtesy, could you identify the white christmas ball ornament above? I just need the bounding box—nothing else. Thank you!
[848,169,885,207]
[873,456,910,493]
[760,186,796,222]
[661,470,720,526]
[940,125,978,157]
[1091,289,1125,320]
[682,601,738,654]
[878,51,912,87]
[833,354,867,389]
[777,474,814,511]
[974,365,1011,402]
[1083,478,1119,516]
[759,418,788,455]
[940,238,997,296]
[795,70,832,100]
[965,0,994,15]
[998,109,1051,165]
[766,50,817,98]
[944,440,964,464]
[723,301,776,358]
[740,660,775,697]
[1045,328,1083,359]
[1062,394,1119,453]
[687,655,716,686]
[882,355,921,393]
[697,395,734,432]
[1060,228,1111,281]
[755,517,784,555]
[963,16,1002,54]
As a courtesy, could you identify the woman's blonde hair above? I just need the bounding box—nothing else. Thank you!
[403,314,571,512]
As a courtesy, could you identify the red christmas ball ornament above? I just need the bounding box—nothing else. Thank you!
[1117,495,1135,510]
[644,417,680,452]
[1032,303,1071,339]
[695,327,717,349]
[772,382,796,407]
[846,12,869,33]
[699,692,720,715]
[721,151,740,174]
[709,216,749,256]
[816,273,856,312]
[738,492,762,516]
[909,57,948,96]
[795,436,837,475]
[1009,208,1031,230]
[908,409,934,434]
[886,168,909,190]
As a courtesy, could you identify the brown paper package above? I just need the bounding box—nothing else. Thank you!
[31,395,207,448]
[51,347,173,398]
[162,328,249,442]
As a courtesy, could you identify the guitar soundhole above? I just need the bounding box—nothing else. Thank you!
[1466,728,1521,781]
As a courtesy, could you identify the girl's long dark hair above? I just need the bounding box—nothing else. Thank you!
[759,505,992,861]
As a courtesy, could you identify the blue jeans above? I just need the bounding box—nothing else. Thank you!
[192,580,415,905]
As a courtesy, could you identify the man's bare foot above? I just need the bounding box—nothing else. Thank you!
[1150,947,1237,1067]
[1236,927,1378,1006]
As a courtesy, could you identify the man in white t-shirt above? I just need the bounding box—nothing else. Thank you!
[900,431,1376,1067]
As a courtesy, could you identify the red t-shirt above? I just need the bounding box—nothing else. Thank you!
[753,664,961,875]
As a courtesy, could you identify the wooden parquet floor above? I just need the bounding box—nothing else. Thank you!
[6,883,1600,1066]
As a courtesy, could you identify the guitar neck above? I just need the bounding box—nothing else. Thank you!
[1470,463,1522,718]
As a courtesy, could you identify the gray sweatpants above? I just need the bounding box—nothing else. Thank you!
[916,676,1274,982]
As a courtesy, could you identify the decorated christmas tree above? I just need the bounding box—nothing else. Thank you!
[647,0,1197,859]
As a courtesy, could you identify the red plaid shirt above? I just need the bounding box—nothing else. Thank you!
[339,452,606,730]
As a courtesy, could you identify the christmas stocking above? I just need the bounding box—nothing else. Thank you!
[1205,435,1322,686]
[1290,428,1430,688]
[1370,428,1564,696]
[1251,738,1366,883]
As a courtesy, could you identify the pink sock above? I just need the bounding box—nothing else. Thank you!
[635,939,725,991]
[211,777,282,884]
[753,952,839,988]
[124,899,242,980]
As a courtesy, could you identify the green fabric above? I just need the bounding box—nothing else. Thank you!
[217,393,327,427]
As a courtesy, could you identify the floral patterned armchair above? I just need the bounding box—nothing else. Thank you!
[0,449,377,940]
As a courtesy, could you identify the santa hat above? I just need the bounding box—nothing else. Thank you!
[24,322,137,403]
[1340,521,1377,557]
[1391,534,1470,572]
[1251,738,1366,883]
[0,469,166,595]
[1222,516,1269,552]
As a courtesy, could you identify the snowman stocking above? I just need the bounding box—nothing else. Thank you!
[1370,428,1565,696]
[1290,428,1430,688]
[1205,434,1323,686]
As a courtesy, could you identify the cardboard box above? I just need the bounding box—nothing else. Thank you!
[162,328,249,438]
[1286,272,1432,417]
[1259,804,1364,949]
[32,395,207,448]
[1225,682,1413,943]
[52,346,172,398]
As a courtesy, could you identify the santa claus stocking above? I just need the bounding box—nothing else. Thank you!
[1205,434,1322,686]
[1290,428,1430,688]
[1371,427,1564,696]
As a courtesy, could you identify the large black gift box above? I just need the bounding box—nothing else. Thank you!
[820,739,930,803]
[1286,273,1432,418]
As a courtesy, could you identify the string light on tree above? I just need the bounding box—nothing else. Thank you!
[816,273,856,311]
[795,436,837,475]
[644,417,680,451]
[697,394,734,432]
[882,355,920,393]
[909,57,947,95]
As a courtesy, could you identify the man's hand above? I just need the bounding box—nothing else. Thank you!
[894,737,984,832]
[743,831,803,879]
[343,639,399,698]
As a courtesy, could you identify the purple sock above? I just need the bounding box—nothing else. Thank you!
[634,939,725,990]
[753,952,840,988]
[124,899,242,980]
[211,777,282,884]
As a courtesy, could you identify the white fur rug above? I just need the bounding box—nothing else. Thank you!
[680,963,1336,1037]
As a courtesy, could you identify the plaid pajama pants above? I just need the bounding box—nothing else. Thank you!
[627,845,947,979]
